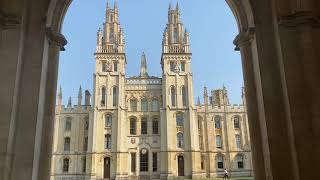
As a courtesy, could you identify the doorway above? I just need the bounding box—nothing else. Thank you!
[104,157,111,178]
[177,155,184,176]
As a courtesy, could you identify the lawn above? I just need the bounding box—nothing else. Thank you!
[174,178,254,180]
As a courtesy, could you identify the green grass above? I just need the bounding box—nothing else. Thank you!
[174,178,254,180]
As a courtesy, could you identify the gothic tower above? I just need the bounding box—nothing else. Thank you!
[90,0,128,179]
[160,3,202,178]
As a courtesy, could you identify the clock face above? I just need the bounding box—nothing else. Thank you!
[141,148,147,154]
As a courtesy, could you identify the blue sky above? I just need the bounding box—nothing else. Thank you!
[58,0,243,105]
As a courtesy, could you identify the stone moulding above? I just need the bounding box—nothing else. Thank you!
[46,27,67,51]
[279,11,320,28]
[0,11,21,29]
[233,27,255,51]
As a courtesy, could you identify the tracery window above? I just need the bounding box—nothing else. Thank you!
[151,99,159,111]
[105,114,112,127]
[152,118,159,134]
[170,86,176,107]
[214,116,221,129]
[105,134,111,149]
[140,149,148,172]
[234,116,241,129]
[64,137,71,151]
[130,99,137,111]
[177,133,184,148]
[176,113,183,127]
[63,158,70,173]
[141,98,148,112]
[141,118,148,135]
[130,118,137,135]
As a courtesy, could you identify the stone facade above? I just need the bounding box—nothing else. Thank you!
[51,2,252,180]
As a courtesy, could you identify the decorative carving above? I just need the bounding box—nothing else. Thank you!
[233,27,255,51]
[131,138,135,144]
[46,27,67,51]
[0,12,21,29]
[279,11,320,28]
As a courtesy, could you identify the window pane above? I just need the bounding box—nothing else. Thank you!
[176,114,183,127]
[131,153,136,172]
[171,87,176,106]
[65,119,71,131]
[152,119,159,134]
[215,116,221,129]
[64,137,70,151]
[151,99,159,111]
[180,62,185,72]
[101,87,106,106]
[105,134,111,149]
[216,135,222,148]
[217,155,224,169]
[130,100,137,111]
[105,115,112,127]
[234,116,241,128]
[113,87,117,106]
[141,119,148,134]
[170,62,175,72]
[152,153,157,172]
[182,86,187,106]
[113,62,118,72]
[63,159,69,172]
[141,99,148,112]
[140,149,148,172]
[130,119,136,135]
[236,135,241,149]
[82,158,86,173]
[177,133,184,148]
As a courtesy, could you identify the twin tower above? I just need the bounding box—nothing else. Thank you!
[91,1,202,179]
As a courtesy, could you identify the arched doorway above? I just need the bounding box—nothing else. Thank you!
[177,155,184,177]
[104,157,111,178]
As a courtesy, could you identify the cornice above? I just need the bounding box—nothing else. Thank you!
[279,11,320,28]
[46,27,67,51]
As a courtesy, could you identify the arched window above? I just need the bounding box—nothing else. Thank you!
[141,118,148,135]
[177,133,184,148]
[216,155,224,169]
[105,134,111,149]
[140,149,148,172]
[176,113,183,127]
[236,135,242,149]
[236,154,244,169]
[216,135,222,149]
[109,28,114,43]
[180,62,185,72]
[65,118,71,131]
[141,98,148,112]
[112,87,117,107]
[234,116,241,128]
[181,86,187,106]
[105,114,112,127]
[101,87,106,106]
[130,99,137,111]
[152,118,159,134]
[174,27,179,43]
[102,62,107,72]
[113,62,118,72]
[64,137,70,151]
[151,99,159,111]
[214,116,221,129]
[170,61,175,72]
[83,136,88,151]
[82,157,86,173]
[170,86,176,107]
[62,158,70,173]
[130,118,137,135]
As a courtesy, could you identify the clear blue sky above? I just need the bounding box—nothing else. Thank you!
[58,0,243,105]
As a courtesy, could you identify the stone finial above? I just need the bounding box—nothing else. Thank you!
[176,1,179,11]
[67,97,72,107]
[139,52,149,78]
[78,86,82,106]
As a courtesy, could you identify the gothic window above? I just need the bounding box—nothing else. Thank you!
[170,61,175,72]
[176,113,183,127]
[102,62,107,72]
[130,99,137,111]
[152,118,159,134]
[177,133,184,148]
[83,136,88,151]
[101,87,106,106]
[236,154,244,169]
[234,116,241,128]
[112,87,117,107]
[105,134,111,149]
[113,62,118,72]
[174,27,179,43]
[236,135,242,149]
[170,86,176,107]
[64,137,70,151]
[181,86,187,107]
[109,28,114,43]
[141,98,148,112]
[151,99,159,111]
[82,157,86,173]
[214,116,221,129]
[62,158,70,173]
[140,149,148,172]
[105,114,112,127]
[130,118,137,135]
[152,152,158,172]
[217,155,224,169]
[65,118,72,131]
[141,119,148,135]
[180,62,185,72]
[216,135,222,149]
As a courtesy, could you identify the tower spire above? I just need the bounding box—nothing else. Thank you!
[176,1,179,11]
[169,1,172,10]
[114,0,118,9]
[57,86,62,106]
[139,52,149,78]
